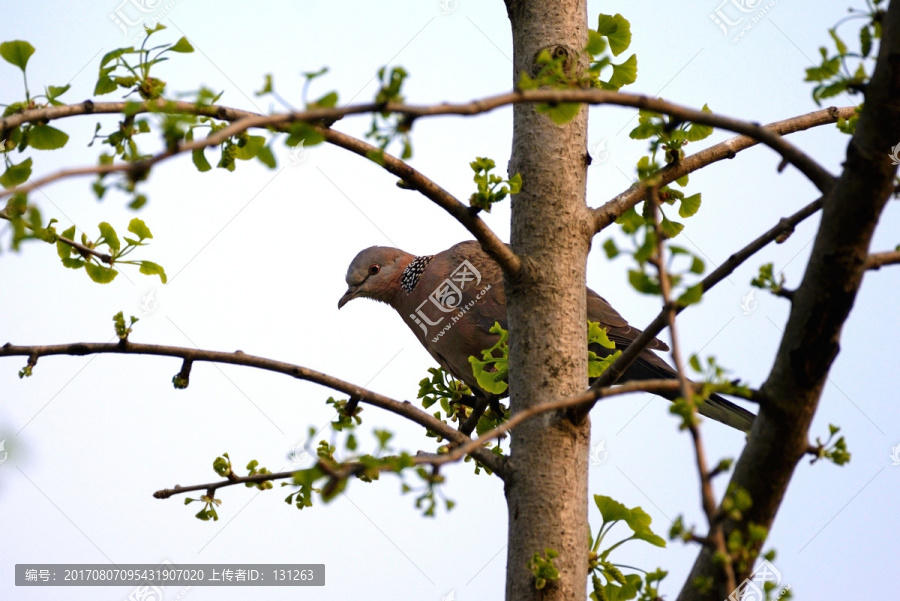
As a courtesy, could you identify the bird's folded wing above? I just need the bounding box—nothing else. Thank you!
[445,241,669,354]
[444,241,509,335]
[587,289,669,352]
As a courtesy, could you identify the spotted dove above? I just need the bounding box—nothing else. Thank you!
[338,241,754,432]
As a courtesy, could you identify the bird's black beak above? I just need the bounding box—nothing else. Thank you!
[338,285,359,309]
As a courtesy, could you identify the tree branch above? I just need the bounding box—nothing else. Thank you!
[4,345,703,502]
[866,249,900,270]
[372,89,834,191]
[2,95,840,276]
[443,379,688,469]
[593,106,855,233]
[0,340,506,476]
[2,91,837,201]
[2,100,844,326]
[313,126,521,274]
[0,99,255,132]
[0,154,173,199]
[1,100,520,274]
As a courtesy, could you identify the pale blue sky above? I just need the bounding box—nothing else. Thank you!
[1,1,898,600]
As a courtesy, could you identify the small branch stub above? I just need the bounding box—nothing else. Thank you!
[173,358,192,389]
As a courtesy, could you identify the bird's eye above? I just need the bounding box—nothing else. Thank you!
[368,264,381,275]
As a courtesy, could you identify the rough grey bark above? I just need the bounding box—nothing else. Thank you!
[678,4,900,600]
[503,1,593,599]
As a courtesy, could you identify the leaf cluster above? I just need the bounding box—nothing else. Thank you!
[468,320,627,393]
[630,104,713,166]
[418,366,473,412]
[112,311,139,341]
[750,262,788,297]
[589,495,667,601]
[2,193,55,250]
[280,397,455,517]
[605,200,705,307]
[666,355,750,431]
[599,106,716,307]
[587,320,620,377]
[366,66,413,159]
[93,24,194,100]
[468,322,510,395]
[528,548,560,590]
[55,218,166,284]
[468,157,521,213]
[1,40,71,187]
[586,14,638,92]
[518,13,637,125]
[810,424,851,466]
[416,366,506,472]
[89,28,277,205]
[184,494,221,521]
[805,2,884,111]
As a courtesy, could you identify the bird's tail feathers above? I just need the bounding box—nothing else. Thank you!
[597,346,755,433]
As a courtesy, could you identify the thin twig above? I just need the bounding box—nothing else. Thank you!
[0,208,114,264]
[435,379,688,468]
[594,106,854,233]
[153,469,297,499]
[0,156,169,200]
[153,378,695,501]
[648,185,736,592]
[457,396,490,437]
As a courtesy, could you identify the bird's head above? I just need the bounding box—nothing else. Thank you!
[338,246,413,309]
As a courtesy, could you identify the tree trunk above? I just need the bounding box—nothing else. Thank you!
[503,1,592,600]
[678,3,900,599]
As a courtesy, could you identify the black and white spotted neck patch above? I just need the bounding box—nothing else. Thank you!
[400,255,434,293]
